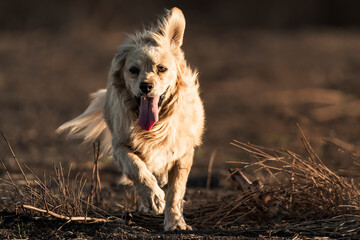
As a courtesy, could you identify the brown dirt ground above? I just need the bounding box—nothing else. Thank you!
[1,3,360,239]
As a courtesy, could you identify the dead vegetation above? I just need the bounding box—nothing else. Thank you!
[0,132,118,226]
[184,126,360,238]
[1,127,360,238]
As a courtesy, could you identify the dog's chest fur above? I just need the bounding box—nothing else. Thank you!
[129,105,196,185]
[122,90,201,186]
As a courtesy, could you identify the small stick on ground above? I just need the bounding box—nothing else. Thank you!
[228,168,271,206]
[23,204,110,223]
[229,168,252,192]
[206,149,217,191]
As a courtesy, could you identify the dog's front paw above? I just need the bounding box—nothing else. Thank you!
[138,185,165,214]
[164,216,192,231]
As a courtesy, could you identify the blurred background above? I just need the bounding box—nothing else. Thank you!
[1,0,360,187]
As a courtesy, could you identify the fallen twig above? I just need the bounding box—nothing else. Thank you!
[23,204,110,223]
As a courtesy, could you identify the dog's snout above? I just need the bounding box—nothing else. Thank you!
[139,82,154,94]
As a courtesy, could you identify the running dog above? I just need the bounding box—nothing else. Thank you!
[57,7,204,231]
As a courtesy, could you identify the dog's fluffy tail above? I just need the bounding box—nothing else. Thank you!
[56,89,112,156]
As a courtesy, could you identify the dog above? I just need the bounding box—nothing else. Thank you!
[57,7,204,231]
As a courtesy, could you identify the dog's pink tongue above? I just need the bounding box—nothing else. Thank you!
[138,96,159,131]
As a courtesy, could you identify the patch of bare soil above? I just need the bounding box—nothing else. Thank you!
[0,213,293,239]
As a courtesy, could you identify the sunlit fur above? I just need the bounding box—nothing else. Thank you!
[57,8,204,231]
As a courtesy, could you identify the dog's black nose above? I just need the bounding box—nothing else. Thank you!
[139,82,154,94]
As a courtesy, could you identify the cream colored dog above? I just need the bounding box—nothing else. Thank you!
[57,8,204,231]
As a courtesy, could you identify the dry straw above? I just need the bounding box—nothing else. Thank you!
[185,126,360,238]
[2,128,360,238]
[0,132,117,226]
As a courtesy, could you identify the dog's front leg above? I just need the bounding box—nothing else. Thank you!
[113,145,165,214]
[164,150,193,231]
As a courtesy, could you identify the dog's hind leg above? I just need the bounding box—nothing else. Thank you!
[164,149,194,231]
[112,143,165,214]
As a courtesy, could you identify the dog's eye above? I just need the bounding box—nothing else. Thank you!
[129,67,140,75]
[157,66,167,73]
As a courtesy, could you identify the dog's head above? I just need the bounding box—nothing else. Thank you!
[110,7,186,131]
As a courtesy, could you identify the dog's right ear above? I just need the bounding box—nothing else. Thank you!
[159,7,186,48]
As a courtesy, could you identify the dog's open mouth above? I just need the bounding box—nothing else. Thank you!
[135,92,166,131]
[135,93,165,108]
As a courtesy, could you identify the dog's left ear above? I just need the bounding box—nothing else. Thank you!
[161,7,186,48]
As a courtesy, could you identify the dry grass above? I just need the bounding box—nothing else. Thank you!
[185,126,360,238]
[0,132,117,225]
[2,128,360,237]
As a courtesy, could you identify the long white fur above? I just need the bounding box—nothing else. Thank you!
[56,89,112,156]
